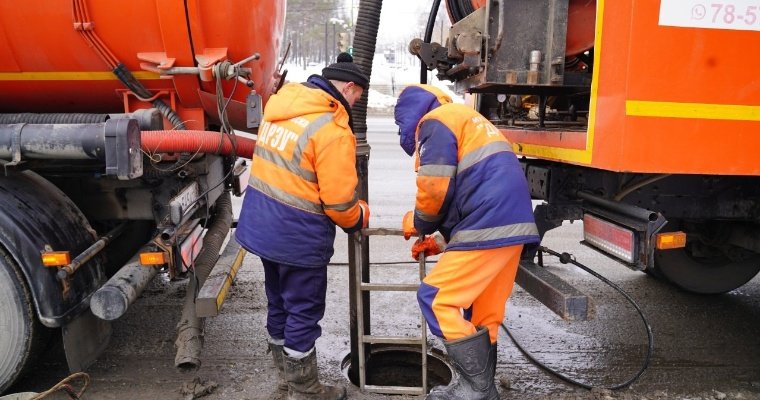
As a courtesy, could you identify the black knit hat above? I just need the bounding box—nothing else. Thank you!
[322,53,369,90]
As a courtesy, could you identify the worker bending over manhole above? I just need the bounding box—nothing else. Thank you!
[395,84,540,399]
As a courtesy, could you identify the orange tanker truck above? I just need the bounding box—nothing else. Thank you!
[0,0,285,391]
[411,0,760,293]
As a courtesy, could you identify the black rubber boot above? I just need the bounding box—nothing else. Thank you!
[268,342,288,392]
[283,349,346,400]
[427,327,499,400]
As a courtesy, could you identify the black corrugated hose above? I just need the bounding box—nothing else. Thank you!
[502,246,654,390]
[191,191,233,286]
[420,0,442,84]
[350,0,382,141]
[113,63,187,131]
[113,63,194,173]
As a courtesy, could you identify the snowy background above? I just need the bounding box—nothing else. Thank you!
[283,53,464,114]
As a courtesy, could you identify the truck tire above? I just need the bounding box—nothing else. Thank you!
[653,220,760,294]
[0,247,48,393]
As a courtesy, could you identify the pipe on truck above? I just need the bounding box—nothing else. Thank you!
[90,248,161,321]
[141,130,255,159]
[0,124,256,162]
[0,122,132,161]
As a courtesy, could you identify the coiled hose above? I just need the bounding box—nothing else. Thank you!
[421,0,443,84]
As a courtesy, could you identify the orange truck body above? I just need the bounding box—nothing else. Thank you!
[431,0,760,293]
[0,1,287,391]
[504,0,760,176]
[0,0,285,130]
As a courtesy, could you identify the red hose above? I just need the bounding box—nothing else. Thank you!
[140,130,256,159]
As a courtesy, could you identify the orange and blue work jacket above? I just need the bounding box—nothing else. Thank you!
[396,85,540,250]
[236,78,363,267]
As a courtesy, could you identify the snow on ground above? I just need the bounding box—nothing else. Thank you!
[282,53,463,113]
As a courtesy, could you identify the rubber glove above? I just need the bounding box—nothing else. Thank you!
[358,200,370,229]
[411,233,447,261]
[402,211,417,240]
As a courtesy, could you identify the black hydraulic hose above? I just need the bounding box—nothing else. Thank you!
[333,240,652,389]
[420,0,443,84]
[151,98,187,131]
[502,245,654,391]
[113,63,152,99]
[352,0,382,140]
[112,63,187,130]
[446,0,475,22]
[113,63,193,173]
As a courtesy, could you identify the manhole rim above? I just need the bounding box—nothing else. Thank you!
[340,344,454,391]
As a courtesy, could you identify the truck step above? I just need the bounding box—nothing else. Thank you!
[516,261,591,321]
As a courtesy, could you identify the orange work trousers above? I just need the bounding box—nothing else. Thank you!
[417,245,523,344]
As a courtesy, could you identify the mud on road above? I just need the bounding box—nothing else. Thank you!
[10,241,760,400]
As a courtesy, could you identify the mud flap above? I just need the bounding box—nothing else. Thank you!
[63,308,111,372]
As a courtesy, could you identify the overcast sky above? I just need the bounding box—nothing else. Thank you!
[345,0,431,44]
[377,0,428,42]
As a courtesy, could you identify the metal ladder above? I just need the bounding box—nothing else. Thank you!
[353,227,429,395]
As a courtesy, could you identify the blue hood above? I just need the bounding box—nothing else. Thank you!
[394,85,452,156]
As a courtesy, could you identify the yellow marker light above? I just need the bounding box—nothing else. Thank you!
[656,231,687,250]
[41,251,71,267]
[140,252,168,266]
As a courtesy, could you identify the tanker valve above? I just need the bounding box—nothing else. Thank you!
[139,51,260,87]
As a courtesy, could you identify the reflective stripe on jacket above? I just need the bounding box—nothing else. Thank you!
[236,81,362,267]
[412,102,539,250]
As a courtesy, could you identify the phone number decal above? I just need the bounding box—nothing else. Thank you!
[660,0,760,31]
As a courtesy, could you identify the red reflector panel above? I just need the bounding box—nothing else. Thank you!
[583,214,636,263]
[179,224,204,272]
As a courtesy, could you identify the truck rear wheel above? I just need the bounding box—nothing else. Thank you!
[653,220,760,294]
[0,247,48,393]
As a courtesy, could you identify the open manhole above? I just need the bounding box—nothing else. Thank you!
[341,345,453,393]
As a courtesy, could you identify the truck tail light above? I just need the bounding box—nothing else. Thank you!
[656,231,686,249]
[583,214,636,263]
[41,251,71,267]
[140,251,168,266]
[179,224,204,272]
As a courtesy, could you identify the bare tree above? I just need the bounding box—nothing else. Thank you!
[284,0,350,67]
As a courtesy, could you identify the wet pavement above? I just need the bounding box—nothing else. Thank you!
[7,116,760,399]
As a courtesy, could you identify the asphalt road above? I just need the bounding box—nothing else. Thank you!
[8,116,760,400]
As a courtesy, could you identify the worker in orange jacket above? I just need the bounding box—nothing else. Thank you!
[395,84,540,400]
[236,53,370,400]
